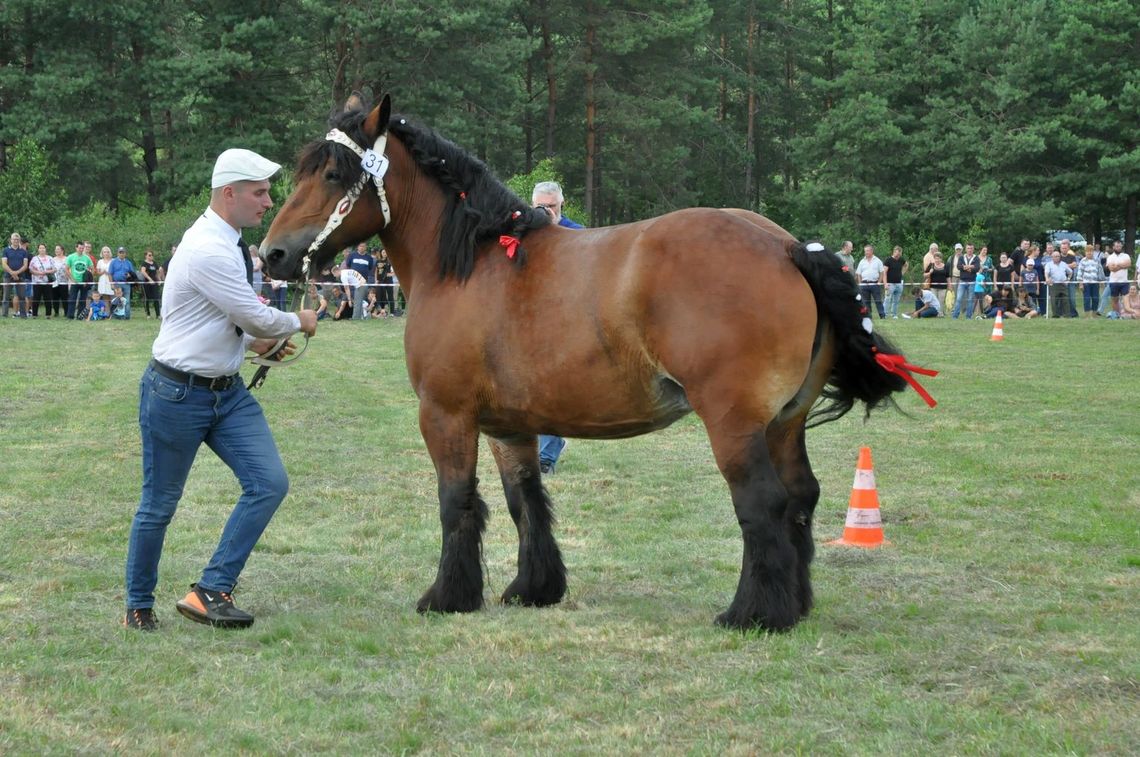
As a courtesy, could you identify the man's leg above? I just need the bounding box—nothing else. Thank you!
[538,435,566,474]
[125,367,212,612]
[122,283,131,318]
[198,387,289,595]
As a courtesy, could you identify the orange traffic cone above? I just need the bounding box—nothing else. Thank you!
[827,446,889,548]
[990,309,1004,341]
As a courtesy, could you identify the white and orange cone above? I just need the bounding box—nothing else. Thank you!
[827,446,889,548]
[990,309,1004,341]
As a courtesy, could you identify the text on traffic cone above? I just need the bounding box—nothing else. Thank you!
[827,446,889,548]
[990,309,1004,341]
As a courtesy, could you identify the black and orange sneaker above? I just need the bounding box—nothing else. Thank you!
[123,607,159,631]
[175,583,255,629]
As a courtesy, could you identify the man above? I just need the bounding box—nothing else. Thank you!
[883,245,909,318]
[901,284,941,318]
[109,246,138,319]
[65,241,94,319]
[2,232,30,318]
[1010,239,1030,272]
[835,240,856,281]
[1043,248,1071,319]
[344,241,376,319]
[855,244,886,319]
[531,181,583,474]
[123,148,318,631]
[1059,239,1079,317]
[951,244,978,319]
[1105,240,1131,315]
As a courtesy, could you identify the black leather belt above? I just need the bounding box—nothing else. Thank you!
[150,360,239,390]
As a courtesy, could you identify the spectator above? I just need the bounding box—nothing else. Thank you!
[344,241,376,319]
[376,248,395,316]
[1105,240,1131,315]
[990,285,1016,316]
[921,242,940,273]
[50,244,70,317]
[28,242,55,318]
[531,180,586,473]
[923,250,949,313]
[901,284,940,318]
[1059,239,1079,317]
[970,247,993,318]
[268,277,288,310]
[1076,245,1103,317]
[835,240,857,280]
[1043,249,1071,318]
[338,262,368,319]
[1021,250,1041,312]
[363,287,381,318]
[65,241,94,319]
[3,231,30,318]
[96,246,115,304]
[86,290,108,321]
[994,251,1018,289]
[330,285,351,320]
[109,246,138,319]
[140,249,162,319]
[855,244,887,319]
[1009,290,1039,319]
[946,242,965,314]
[250,243,264,299]
[110,285,128,319]
[883,245,908,318]
[950,243,977,319]
[1011,239,1031,272]
[304,284,330,320]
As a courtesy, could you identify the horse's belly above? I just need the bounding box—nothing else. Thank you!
[478,375,692,440]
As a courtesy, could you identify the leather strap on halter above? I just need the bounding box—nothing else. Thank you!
[302,128,392,281]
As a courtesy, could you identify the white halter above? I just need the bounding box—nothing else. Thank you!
[301,128,392,279]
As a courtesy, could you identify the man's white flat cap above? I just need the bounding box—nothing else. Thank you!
[211,148,281,189]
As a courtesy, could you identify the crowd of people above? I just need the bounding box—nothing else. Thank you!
[834,238,1137,320]
[0,233,404,323]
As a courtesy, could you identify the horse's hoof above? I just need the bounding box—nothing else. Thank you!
[501,574,566,607]
[417,586,483,614]
[714,607,798,633]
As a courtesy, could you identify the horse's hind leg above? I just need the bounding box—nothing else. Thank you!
[767,417,820,618]
[416,405,487,613]
[702,418,801,631]
[488,435,567,606]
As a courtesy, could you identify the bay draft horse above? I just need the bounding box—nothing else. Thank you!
[261,95,934,631]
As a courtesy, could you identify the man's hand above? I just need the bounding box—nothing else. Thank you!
[297,309,318,336]
[248,337,291,359]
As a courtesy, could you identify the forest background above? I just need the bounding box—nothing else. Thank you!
[0,0,1136,264]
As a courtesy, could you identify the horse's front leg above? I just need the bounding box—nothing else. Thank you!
[416,403,487,614]
[488,435,567,607]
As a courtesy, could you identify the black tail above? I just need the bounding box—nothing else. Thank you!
[788,241,909,428]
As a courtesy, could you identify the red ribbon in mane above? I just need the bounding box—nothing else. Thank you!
[872,348,939,408]
[499,235,519,259]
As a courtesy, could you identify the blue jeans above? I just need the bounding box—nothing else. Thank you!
[885,283,904,317]
[1082,283,1099,313]
[68,283,90,319]
[538,435,566,469]
[859,283,886,318]
[951,281,975,318]
[125,364,288,609]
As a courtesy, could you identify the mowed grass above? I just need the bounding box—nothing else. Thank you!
[0,314,1136,754]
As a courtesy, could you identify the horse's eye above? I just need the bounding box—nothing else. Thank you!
[325,170,341,183]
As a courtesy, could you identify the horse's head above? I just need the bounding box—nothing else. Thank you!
[261,94,392,280]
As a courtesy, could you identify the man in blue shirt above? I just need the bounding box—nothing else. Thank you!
[530,181,584,474]
[108,246,138,319]
[2,232,31,318]
[344,242,376,319]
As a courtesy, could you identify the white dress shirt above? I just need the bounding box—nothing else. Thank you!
[153,207,301,377]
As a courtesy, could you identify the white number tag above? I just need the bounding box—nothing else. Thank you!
[361,149,389,179]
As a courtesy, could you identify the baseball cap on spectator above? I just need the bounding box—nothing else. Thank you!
[117,246,126,252]
[954,243,963,250]
[211,148,281,189]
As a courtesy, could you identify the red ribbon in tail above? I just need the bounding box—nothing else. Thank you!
[499,235,519,259]
[872,348,939,408]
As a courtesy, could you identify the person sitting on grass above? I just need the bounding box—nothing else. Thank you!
[331,285,351,321]
[110,285,128,320]
[86,290,108,321]
[901,284,940,318]
[1009,290,1039,319]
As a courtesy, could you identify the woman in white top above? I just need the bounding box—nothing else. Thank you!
[96,246,115,298]
[28,243,56,318]
[51,244,71,317]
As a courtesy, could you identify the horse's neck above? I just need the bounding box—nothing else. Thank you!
[377,138,445,295]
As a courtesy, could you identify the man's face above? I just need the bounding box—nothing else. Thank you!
[84,242,92,254]
[117,250,126,259]
[532,192,562,223]
[892,249,901,258]
[228,180,274,228]
[1060,240,1070,254]
[1113,242,1122,253]
[966,245,974,255]
[863,246,874,258]
[1052,252,1061,262]
[357,243,367,254]
[1020,240,1030,251]
[9,234,19,247]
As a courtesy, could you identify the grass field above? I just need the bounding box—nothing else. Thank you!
[0,315,1137,754]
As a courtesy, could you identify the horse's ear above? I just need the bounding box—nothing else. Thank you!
[363,94,392,138]
[344,91,366,113]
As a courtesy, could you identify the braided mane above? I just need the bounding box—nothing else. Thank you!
[296,107,552,281]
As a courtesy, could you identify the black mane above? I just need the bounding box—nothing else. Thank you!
[297,108,552,281]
